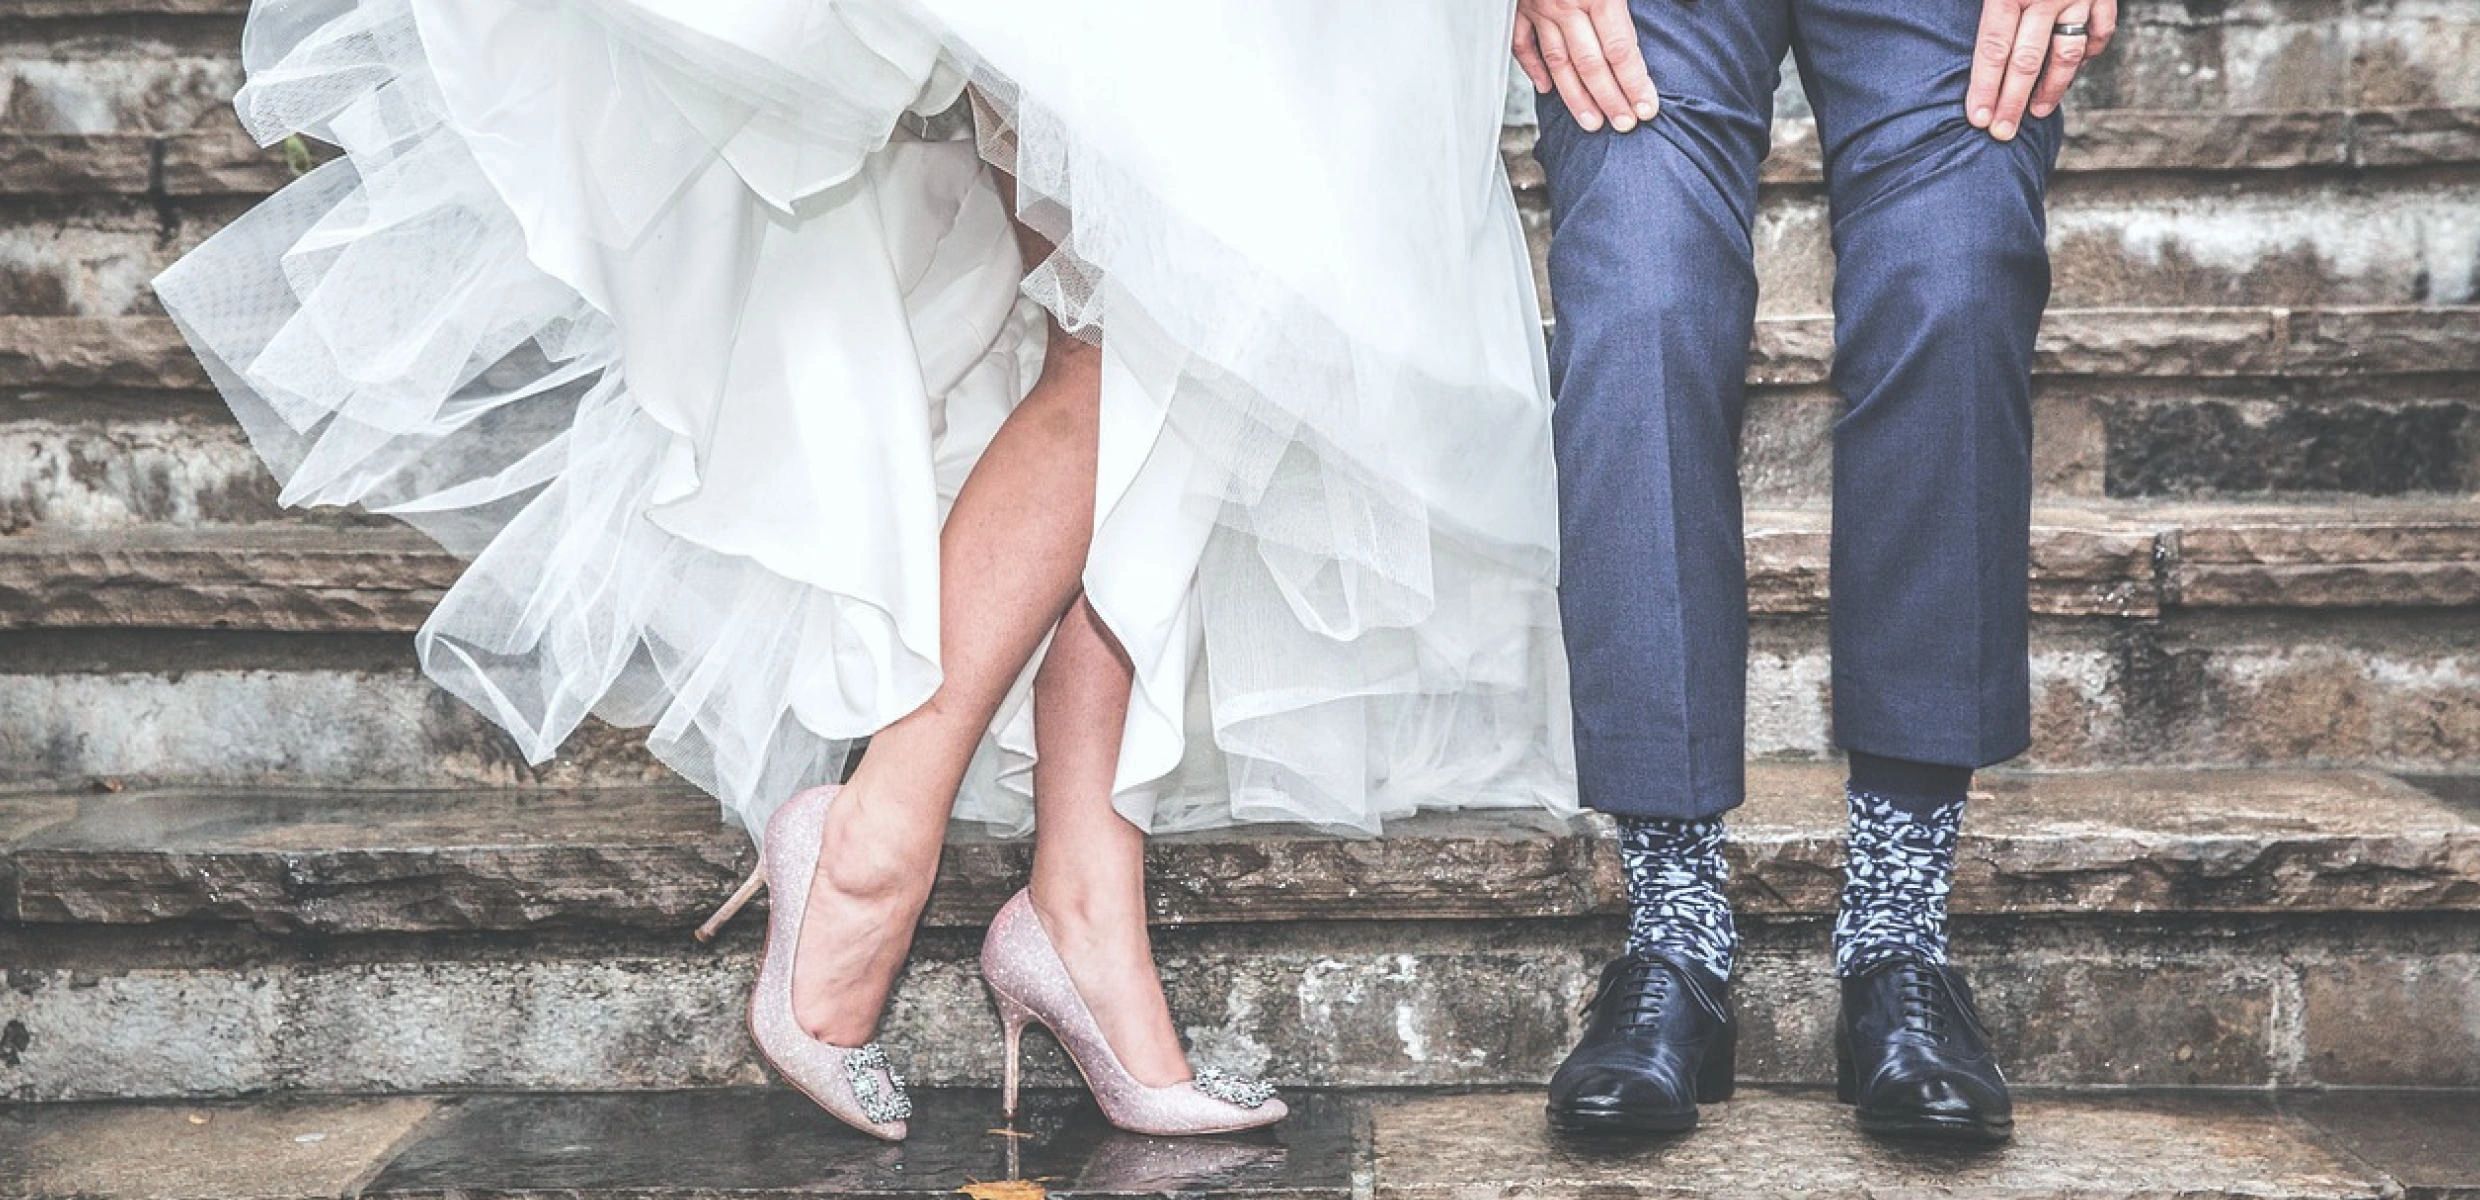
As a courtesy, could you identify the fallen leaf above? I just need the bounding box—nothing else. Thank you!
[957,1179,1049,1200]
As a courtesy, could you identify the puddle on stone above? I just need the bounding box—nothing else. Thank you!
[364,1088,1356,1196]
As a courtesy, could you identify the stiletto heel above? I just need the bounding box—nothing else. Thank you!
[997,993,1033,1119]
[737,785,913,1142]
[980,889,1285,1137]
[695,864,766,943]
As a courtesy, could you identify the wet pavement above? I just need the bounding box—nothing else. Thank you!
[364,1089,1350,1198]
[3,1086,2467,1198]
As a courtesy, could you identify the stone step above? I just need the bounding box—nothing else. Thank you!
[14,107,2480,204]
[7,387,2472,539]
[11,611,2475,785]
[5,1087,2468,1200]
[5,308,2475,534]
[5,507,2479,788]
[7,305,2475,390]
[12,162,2478,319]
[5,501,2475,634]
[8,376,2477,536]
[0,309,2470,530]
[11,0,2479,133]
[4,769,2476,1098]
[7,766,2472,934]
[11,112,2477,319]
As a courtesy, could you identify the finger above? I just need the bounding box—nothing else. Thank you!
[2087,0,2119,57]
[1598,0,1660,122]
[1513,18,1553,94]
[1966,0,2021,128]
[1990,4,2056,140]
[1536,22,1603,131]
[2028,21,2087,118]
[1561,12,1638,131]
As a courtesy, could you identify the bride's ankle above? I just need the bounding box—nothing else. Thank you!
[814,850,920,909]
[1026,882,1150,957]
[814,800,939,906]
[1029,878,1148,945]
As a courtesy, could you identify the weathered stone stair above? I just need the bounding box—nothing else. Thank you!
[6,765,2477,1101]
[12,496,2478,785]
[4,2,2479,1194]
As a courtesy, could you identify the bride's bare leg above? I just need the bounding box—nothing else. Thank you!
[1027,595,1191,1086]
[792,173,1101,1043]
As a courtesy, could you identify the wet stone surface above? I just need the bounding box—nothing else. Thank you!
[0,1096,437,1200]
[15,1087,2473,1199]
[1370,1089,2393,1200]
[364,1088,1356,1199]
[2297,947,2480,1087]
[2288,1091,2480,1199]
[2409,774,2480,822]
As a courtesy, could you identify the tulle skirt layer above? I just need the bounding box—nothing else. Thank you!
[155,0,1575,837]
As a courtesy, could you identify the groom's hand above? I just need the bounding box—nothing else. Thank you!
[1967,0,2117,141]
[1514,0,1659,133]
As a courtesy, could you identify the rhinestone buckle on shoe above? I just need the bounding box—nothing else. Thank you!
[1192,1067,1276,1109]
[845,1043,913,1123]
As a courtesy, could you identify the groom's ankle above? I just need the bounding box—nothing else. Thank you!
[1618,815,1739,981]
[1846,749,1972,813]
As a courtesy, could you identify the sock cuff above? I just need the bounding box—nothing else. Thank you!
[1846,749,1972,812]
[1616,814,1727,839]
[1845,788,1964,855]
[1617,815,1730,868]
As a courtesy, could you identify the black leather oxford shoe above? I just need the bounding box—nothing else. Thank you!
[1836,955,2014,1143]
[1546,952,1736,1135]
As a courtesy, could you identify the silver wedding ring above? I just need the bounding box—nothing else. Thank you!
[2054,21,2090,36]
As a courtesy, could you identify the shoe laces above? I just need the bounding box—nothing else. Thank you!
[1590,958,1682,1032]
[1892,963,1953,1043]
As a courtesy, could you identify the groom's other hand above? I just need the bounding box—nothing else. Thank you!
[1967,0,2117,140]
[1514,0,1660,133]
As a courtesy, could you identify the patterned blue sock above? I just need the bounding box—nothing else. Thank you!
[1834,787,1966,977]
[1617,816,1737,980]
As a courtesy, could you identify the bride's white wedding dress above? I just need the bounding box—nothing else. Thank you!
[157,0,1574,838]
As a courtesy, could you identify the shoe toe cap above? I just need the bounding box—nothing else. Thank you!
[1867,1073,2009,1123]
[1552,1063,1696,1114]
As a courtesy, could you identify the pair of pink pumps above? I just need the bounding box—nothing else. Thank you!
[697,785,1288,1142]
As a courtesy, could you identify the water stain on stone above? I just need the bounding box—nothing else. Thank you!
[0,1019,30,1068]
[2106,623,2218,760]
[2102,396,2475,497]
[0,268,72,316]
[2353,43,2444,110]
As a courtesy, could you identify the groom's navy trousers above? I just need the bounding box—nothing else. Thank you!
[1536,0,2064,819]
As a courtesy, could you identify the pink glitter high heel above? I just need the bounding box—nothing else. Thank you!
[981,889,1286,1136]
[697,784,912,1142]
